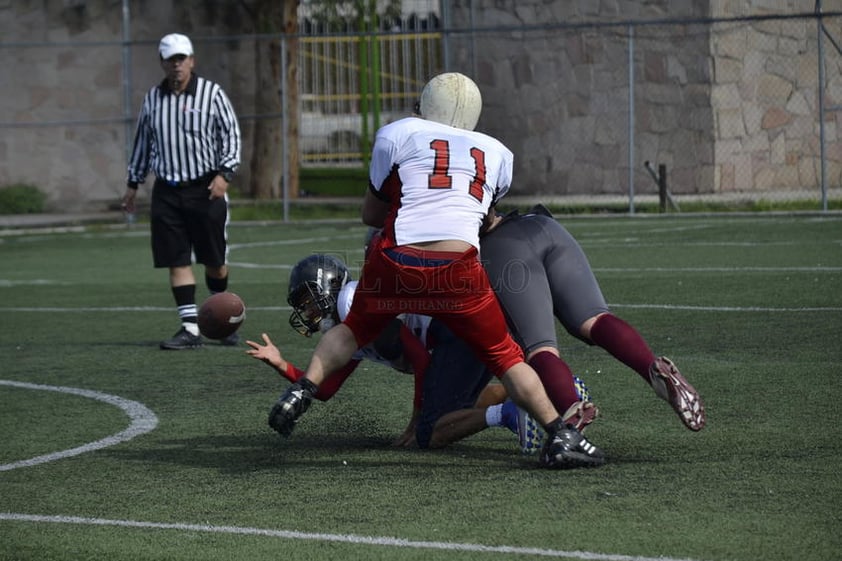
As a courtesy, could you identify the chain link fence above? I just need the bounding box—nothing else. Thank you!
[1,1,840,212]
[297,18,441,164]
[442,7,842,211]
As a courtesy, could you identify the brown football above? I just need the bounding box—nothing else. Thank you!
[198,292,246,340]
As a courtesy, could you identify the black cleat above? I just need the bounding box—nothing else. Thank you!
[160,327,203,350]
[220,332,240,346]
[540,426,605,469]
[268,381,314,437]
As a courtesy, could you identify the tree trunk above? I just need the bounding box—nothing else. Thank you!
[248,0,298,200]
[283,0,300,199]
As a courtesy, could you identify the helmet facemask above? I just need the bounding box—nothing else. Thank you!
[287,280,338,336]
[287,254,350,337]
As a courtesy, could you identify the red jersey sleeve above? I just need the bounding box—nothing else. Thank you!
[283,359,361,402]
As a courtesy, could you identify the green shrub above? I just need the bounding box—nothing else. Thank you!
[300,167,368,196]
[0,183,47,214]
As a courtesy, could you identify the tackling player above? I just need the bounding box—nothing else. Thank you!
[372,201,706,450]
[245,253,555,453]
[264,72,605,469]
[478,204,705,432]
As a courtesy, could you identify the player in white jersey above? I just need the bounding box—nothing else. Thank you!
[266,73,605,469]
[368,116,513,249]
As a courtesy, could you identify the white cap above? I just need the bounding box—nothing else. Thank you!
[159,33,193,59]
[419,72,483,131]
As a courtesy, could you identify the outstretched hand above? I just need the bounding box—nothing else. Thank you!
[245,333,286,372]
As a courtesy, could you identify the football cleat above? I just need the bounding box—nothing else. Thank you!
[159,327,202,350]
[573,375,591,402]
[561,400,599,433]
[219,332,240,346]
[517,409,545,455]
[500,400,545,455]
[649,356,706,431]
[539,426,605,469]
[268,381,314,437]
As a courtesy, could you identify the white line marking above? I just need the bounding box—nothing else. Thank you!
[0,513,705,561]
[228,236,338,249]
[1,303,839,313]
[593,266,842,272]
[1,265,837,289]
[0,279,69,287]
[582,240,812,247]
[227,261,293,269]
[610,303,842,312]
[0,381,158,472]
[0,306,290,312]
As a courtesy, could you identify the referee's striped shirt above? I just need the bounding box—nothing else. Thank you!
[127,73,241,187]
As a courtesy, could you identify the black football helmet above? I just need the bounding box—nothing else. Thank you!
[287,254,351,336]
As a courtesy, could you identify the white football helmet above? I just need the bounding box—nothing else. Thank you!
[418,72,482,131]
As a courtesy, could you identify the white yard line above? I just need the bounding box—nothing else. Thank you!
[0,306,290,312]
[0,513,705,561]
[1,303,839,313]
[610,303,842,312]
[0,381,158,472]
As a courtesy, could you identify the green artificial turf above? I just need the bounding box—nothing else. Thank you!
[0,214,840,561]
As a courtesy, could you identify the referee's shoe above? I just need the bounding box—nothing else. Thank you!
[160,327,203,350]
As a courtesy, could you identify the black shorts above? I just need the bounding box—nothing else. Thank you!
[415,320,492,449]
[150,176,229,268]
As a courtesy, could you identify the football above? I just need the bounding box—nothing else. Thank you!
[198,292,246,340]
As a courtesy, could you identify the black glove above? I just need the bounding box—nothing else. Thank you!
[268,379,317,437]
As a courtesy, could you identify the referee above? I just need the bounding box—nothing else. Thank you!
[121,33,242,350]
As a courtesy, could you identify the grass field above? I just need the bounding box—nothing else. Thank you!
[1,214,840,561]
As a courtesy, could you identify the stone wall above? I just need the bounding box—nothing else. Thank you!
[0,0,257,211]
[0,0,836,209]
[709,1,842,193]
[446,0,839,198]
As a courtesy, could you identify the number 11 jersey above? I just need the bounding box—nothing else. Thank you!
[369,116,514,250]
